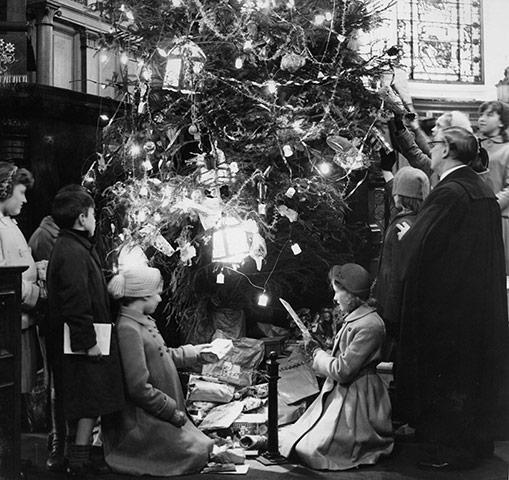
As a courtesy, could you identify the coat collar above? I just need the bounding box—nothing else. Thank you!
[343,304,376,324]
[60,228,93,249]
[0,210,17,226]
[119,306,155,327]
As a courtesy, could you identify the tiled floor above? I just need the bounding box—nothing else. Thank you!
[20,433,509,480]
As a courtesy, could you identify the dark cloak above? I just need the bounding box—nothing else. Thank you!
[397,166,509,451]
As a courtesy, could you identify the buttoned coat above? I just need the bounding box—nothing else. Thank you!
[480,135,509,272]
[47,229,125,420]
[0,212,40,392]
[103,306,213,477]
[279,305,393,470]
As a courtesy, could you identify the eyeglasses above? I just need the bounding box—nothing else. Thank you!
[428,140,446,149]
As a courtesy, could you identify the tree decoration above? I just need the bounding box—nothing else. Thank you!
[88,0,394,341]
[280,52,306,73]
[162,39,206,93]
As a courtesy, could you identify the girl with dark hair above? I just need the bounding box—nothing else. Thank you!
[0,161,40,403]
[478,100,509,272]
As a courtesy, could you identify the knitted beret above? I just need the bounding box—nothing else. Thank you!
[392,166,430,200]
[329,263,371,300]
[108,266,162,299]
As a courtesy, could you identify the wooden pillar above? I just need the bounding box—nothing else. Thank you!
[27,0,60,86]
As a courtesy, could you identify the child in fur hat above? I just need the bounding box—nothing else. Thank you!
[376,166,430,349]
[102,266,216,477]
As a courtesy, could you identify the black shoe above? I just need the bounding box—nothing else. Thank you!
[46,434,65,472]
[65,463,88,480]
[89,457,111,475]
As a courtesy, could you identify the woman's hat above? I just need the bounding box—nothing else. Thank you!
[108,266,162,299]
[329,263,371,300]
[393,166,430,200]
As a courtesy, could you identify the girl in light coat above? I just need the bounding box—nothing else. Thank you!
[0,162,40,394]
[477,100,509,272]
[280,263,393,470]
[103,266,216,477]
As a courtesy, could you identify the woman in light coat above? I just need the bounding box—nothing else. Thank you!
[280,263,393,470]
[0,162,40,394]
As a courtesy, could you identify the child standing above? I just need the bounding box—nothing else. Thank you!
[0,162,40,417]
[280,263,393,470]
[376,166,429,344]
[47,187,124,478]
[102,266,215,477]
[477,100,509,272]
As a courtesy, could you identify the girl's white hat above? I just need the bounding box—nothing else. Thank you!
[108,266,162,299]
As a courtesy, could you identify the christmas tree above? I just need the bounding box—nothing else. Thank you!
[87,0,396,343]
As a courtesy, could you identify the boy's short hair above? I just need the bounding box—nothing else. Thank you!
[0,161,34,201]
[52,186,95,229]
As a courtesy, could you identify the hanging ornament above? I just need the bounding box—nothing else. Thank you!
[249,233,267,271]
[118,244,149,269]
[282,145,294,157]
[180,243,197,265]
[162,39,206,93]
[277,205,298,222]
[327,135,368,171]
[280,53,306,73]
[212,217,250,264]
[143,141,156,155]
[152,233,176,257]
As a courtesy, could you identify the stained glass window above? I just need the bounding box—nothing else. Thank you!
[397,0,483,83]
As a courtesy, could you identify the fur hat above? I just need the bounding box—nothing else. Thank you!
[329,263,371,300]
[393,166,430,200]
[108,266,162,299]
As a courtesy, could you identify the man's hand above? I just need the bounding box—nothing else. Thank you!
[169,409,187,428]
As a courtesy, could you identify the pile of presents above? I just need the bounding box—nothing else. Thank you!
[183,311,331,469]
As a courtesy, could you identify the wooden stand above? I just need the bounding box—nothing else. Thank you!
[0,266,26,480]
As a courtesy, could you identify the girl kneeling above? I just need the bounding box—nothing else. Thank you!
[103,266,215,476]
[280,263,393,470]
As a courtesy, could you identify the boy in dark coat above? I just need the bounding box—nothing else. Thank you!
[47,187,125,478]
[397,127,509,470]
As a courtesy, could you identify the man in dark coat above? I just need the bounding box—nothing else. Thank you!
[396,126,509,470]
[47,187,125,477]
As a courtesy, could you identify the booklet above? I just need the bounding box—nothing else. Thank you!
[279,298,312,337]
[63,323,112,356]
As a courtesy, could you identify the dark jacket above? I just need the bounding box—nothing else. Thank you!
[397,167,509,451]
[28,215,59,262]
[47,229,124,421]
[376,210,417,330]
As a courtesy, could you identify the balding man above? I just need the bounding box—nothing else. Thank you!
[396,126,509,470]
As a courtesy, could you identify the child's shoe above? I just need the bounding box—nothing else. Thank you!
[66,443,90,479]
[45,433,65,472]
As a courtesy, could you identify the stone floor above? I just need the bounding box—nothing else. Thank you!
[20,433,509,480]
